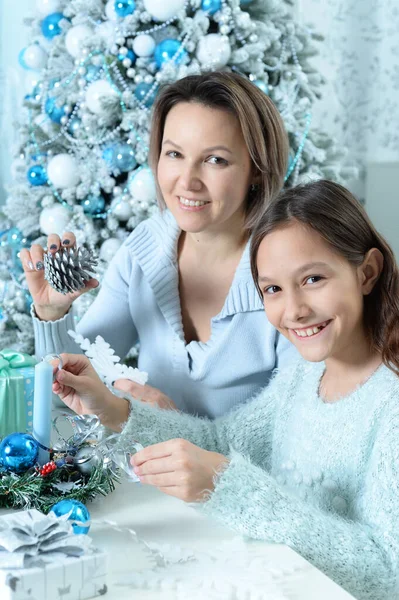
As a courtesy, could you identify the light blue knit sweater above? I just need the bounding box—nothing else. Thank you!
[32,209,297,418]
[118,358,399,600]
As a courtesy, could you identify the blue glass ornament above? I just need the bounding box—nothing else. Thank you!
[118,48,136,64]
[50,499,91,534]
[103,143,137,172]
[154,39,187,69]
[82,195,106,215]
[6,227,24,247]
[0,433,39,473]
[114,0,136,17]
[201,0,221,15]
[27,165,48,186]
[240,0,253,5]
[67,116,81,136]
[45,97,66,123]
[85,64,102,82]
[134,82,156,107]
[41,12,65,40]
[254,79,269,95]
[18,48,28,69]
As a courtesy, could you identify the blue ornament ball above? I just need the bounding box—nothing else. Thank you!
[67,116,81,136]
[0,433,39,473]
[240,0,253,5]
[201,0,221,15]
[82,195,106,215]
[41,12,65,39]
[27,165,48,186]
[6,227,24,247]
[50,499,91,534]
[254,79,269,95]
[154,39,187,69]
[114,0,136,17]
[45,97,66,123]
[118,48,136,64]
[103,143,137,173]
[134,82,156,107]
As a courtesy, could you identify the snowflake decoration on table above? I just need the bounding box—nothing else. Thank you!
[68,330,148,388]
[115,537,313,600]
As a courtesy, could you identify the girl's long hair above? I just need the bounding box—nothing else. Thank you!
[250,180,399,375]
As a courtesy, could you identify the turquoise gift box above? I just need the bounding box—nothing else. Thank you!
[0,349,37,438]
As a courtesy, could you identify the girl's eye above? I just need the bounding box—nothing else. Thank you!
[166,151,181,158]
[207,156,228,165]
[305,275,324,285]
[264,285,281,295]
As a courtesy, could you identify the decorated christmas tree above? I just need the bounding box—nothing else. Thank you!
[0,0,354,353]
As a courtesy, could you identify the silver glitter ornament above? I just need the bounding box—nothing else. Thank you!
[73,446,101,475]
[44,246,97,295]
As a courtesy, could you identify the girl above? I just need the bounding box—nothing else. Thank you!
[53,179,399,600]
[21,71,296,418]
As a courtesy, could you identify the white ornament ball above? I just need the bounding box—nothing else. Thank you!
[85,80,118,115]
[47,154,80,189]
[132,34,155,57]
[23,44,48,70]
[36,0,61,16]
[105,0,118,21]
[100,238,122,261]
[143,0,186,21]
[65,25,93,58]
[196,34,231,69]
[113,200,133,221]
[39,205,71,236]
[128,168,156,202]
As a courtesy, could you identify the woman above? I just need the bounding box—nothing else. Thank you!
[21,71,297,418]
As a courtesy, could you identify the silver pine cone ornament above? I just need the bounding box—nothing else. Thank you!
[44,246,98,294]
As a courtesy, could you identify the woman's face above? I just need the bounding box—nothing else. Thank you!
[157,102,253,235]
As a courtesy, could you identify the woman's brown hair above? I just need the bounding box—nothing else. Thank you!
[148,71,289,231]
[250,179,399,375]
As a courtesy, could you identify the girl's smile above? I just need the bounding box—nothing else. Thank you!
[290,319,332,339]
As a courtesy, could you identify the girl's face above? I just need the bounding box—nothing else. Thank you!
[256,221,370,363]
[157,102,253,235]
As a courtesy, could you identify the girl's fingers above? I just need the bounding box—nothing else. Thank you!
[132,440,174,467]
[47,234,61,253]
[19,248,35,272]
[134,456,174,476]
[29,244,45,271]
[139,472,177,488]
[60,231,76,248]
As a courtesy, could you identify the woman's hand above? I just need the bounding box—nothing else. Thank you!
[20,232,99,322]
[131,439,229,502]
[52,353,129,431]
[113,379,177,410]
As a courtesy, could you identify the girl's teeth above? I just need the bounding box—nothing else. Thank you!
[179,197,207,207]
[294,322,327,337]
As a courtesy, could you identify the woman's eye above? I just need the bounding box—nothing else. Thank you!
[305,275,323,285]
[207,156,228,165]
[166,151,180,158]
[264,285,280,295]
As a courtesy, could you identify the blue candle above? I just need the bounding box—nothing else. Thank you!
[32,359,53,465]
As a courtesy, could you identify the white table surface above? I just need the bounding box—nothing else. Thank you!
[82,479,355,600]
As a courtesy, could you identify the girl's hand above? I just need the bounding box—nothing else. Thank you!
[113,379,177,410]
[20,232,99,322]
[131,439,229,502]
[52,353,129,431]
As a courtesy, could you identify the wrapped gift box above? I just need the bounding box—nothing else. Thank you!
[0,350,37,437]
[0,550,108,600]
[0,509,108,600]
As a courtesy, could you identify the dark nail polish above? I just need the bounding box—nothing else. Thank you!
[62,239,70,246]
[36,261,44,270]
[50,244,57,250]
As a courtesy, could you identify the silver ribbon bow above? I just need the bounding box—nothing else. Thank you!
[0,509,92,570]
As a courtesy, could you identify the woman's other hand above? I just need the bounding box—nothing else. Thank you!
[20,232,99,322]
[113,379,177,410]
[52,353,129,431]
[131,439,229,502]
